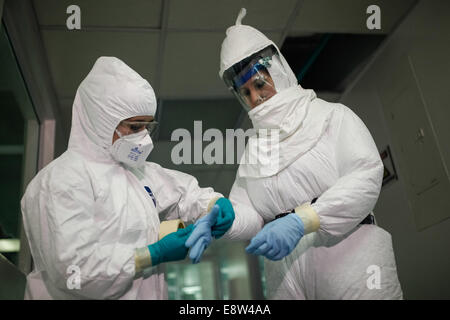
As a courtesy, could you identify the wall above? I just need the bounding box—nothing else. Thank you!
[340,0,450,299]
[0,253,25,299]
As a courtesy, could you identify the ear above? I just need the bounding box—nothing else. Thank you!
[112,130,120,145]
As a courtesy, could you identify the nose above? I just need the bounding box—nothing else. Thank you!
[249,89,264,109]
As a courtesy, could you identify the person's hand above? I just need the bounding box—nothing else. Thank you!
[148,224,194,266]
[246,213,304,261]
[212,198,235,239]
[185,205,220,264]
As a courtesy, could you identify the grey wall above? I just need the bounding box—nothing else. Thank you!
[340,0,450,299]
[0,253,26,299]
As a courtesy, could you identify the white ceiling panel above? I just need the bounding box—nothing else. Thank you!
[33,0,162,28]
[41,30,160,98]
[160,31,228,99]
[160,31,282,99]
[291,0,416,35]
[31,0,418,121]
[167,0,297,31]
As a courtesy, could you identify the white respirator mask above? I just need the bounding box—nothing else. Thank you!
[110,129,154,168]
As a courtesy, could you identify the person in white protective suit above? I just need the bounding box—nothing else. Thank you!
[20,56,235,299]
[191,8,403,299]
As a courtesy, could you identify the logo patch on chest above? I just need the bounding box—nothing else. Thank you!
[144,186,157,207]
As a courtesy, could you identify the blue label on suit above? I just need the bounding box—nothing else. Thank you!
[144,186,157,207]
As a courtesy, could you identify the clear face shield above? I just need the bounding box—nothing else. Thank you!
[223,46,293,111]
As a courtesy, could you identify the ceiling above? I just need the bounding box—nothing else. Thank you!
[1,0,415,192]
[30,0,417,134]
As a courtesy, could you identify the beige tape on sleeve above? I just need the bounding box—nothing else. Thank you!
[134,247,152,277]
[158,219,186,240]
[206,196,222,213]
[195,196,222,220]
[294,203,320,234]
[134,219,186,277]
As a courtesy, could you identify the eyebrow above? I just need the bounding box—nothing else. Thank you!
[126,118,153,122]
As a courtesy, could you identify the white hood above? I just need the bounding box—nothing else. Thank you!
[219,7,297,86]
[219,9,334,178]
[68,56,157,160]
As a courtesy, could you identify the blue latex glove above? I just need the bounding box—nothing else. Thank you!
[212,198,235,239]
[246,213,304,261]
[148,224,194,266]
[185,205,220,264]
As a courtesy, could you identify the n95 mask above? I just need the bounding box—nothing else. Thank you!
[110,129,154,168]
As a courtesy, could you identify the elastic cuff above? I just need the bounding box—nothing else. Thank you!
[205,196,222,216]
[294,203,320,234]
[134,247,152,278]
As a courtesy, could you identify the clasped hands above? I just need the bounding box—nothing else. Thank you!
[185,202,306,263]
[150,198,305,266]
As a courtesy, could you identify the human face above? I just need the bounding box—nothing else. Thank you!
[112,115,155,144]
[237,69,277,110]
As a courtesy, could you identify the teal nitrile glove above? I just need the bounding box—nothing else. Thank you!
[185,205,220,264]
[212,198,235,239]
[246,213,304,261]
[148,224,194,266]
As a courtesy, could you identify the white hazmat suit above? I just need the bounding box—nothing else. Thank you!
[21,57,222,299]
[220,9,403,299]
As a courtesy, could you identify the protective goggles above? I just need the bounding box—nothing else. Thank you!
[119,120,159,136]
